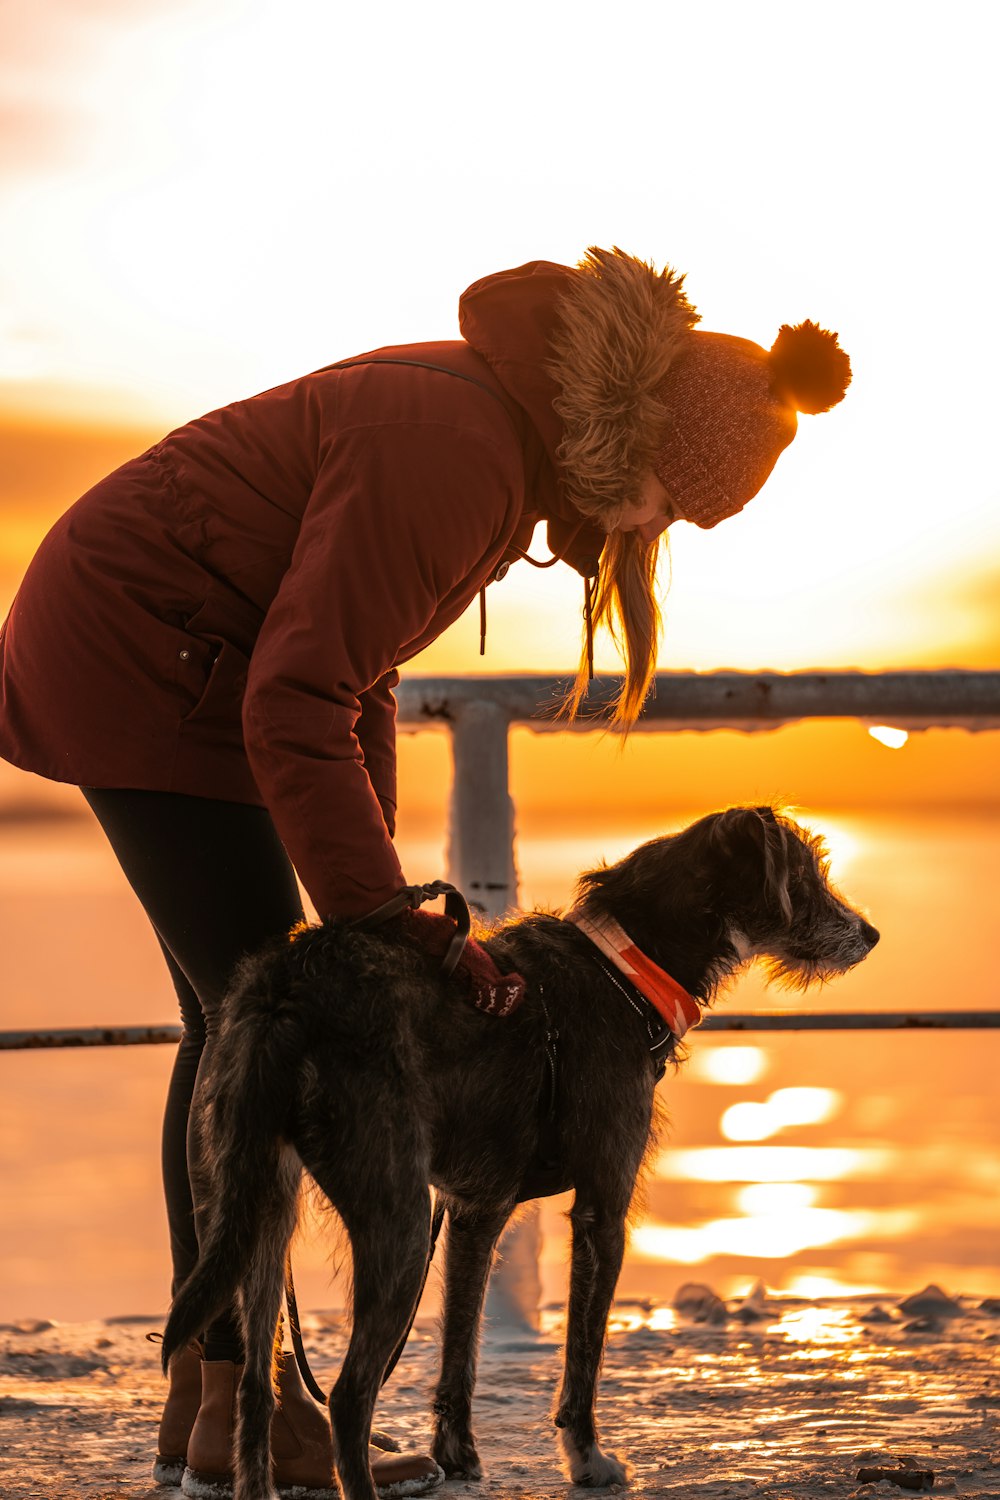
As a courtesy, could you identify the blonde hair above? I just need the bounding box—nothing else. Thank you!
[561,531,664,733]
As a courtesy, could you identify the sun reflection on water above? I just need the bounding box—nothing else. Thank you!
[736,1183,818,1214]
[688,1046,769,1086]
[774,1306,859,1344]
[721,1087,842,1142]
[655,1146,896,1181]
[633,1203,872,1264]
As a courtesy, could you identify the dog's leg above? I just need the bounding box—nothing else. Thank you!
[555,1199,632,1488]
[321,1176,434,1500]
[431,1206,510,1479]
[232,1143,303,1500]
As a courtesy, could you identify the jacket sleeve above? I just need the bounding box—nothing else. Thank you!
[242,418,520,919]
[355,668,399,838]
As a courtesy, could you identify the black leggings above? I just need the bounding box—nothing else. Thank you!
[82,787,305,1356]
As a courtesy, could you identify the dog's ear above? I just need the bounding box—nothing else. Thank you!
[713,806,793,924]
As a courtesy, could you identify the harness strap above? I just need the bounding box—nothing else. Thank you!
[533,983,561,1170]
[284,1257,326,1403]
[590,955,677,1081]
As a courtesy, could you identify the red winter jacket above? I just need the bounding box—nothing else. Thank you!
[0,251,694,916]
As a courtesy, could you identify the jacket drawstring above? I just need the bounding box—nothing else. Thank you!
[504,517,588,571]
[480,518,599,663]
[482,571,596,678]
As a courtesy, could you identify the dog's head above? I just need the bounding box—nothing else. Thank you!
[572,805,878,998]
[701,805,879,989]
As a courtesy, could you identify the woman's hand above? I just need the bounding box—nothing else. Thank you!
[400,908,526,1017]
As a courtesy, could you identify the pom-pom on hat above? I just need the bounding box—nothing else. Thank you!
[653,321,851,529]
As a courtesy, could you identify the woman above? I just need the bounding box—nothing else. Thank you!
[0,246,850,1496]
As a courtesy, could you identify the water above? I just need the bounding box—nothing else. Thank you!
[0,804,998,1324]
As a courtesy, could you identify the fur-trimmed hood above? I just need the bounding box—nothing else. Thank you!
[459,247,698,547]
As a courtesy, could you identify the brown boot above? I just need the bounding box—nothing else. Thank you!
[366,1448,446,1496]
[153,1338,204,1486]
[277,1347,442,1493]
[181,1352,443,1498]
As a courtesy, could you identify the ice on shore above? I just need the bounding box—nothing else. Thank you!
[1,1288,998,1499]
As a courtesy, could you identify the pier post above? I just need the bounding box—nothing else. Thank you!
[446,698,517,919]
[446,698,541,1329]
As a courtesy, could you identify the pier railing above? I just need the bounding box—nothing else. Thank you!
[3,668,999,1052]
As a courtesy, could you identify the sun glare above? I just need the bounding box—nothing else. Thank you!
[798,814,863,875]
[770,1087,841,1127]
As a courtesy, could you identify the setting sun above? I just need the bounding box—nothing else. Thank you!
[869,726,910,750]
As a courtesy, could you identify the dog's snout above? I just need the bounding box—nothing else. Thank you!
[859,919,880,949]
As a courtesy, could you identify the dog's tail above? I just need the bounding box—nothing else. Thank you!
[160,954,306,1371]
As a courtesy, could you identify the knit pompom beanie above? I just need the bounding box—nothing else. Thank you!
[654,321,852,528]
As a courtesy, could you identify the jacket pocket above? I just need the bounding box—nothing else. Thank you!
[178,595,260,729]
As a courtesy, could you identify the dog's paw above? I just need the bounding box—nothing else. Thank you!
[571,1450,631,1489]
[558,1433,631,1489]
[431,1432,483,1481]
[441,1459,484,1482]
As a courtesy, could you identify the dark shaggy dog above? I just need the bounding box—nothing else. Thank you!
[162,806,878,1500]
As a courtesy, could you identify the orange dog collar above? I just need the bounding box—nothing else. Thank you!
[566,907,702,1040]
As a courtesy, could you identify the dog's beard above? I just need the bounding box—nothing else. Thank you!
[760,936,873,992]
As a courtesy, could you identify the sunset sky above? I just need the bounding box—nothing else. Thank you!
[1,0,999,679]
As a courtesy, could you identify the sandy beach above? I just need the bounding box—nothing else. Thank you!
[2,1286,998,1500]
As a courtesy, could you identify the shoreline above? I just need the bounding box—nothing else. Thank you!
[2,1289,998,1499]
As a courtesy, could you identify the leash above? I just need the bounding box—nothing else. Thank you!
[352,879,471,976]
[285,1195,448,1403]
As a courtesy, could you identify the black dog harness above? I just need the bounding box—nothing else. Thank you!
[588,954,680,1079]
[514,938,683,1202]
